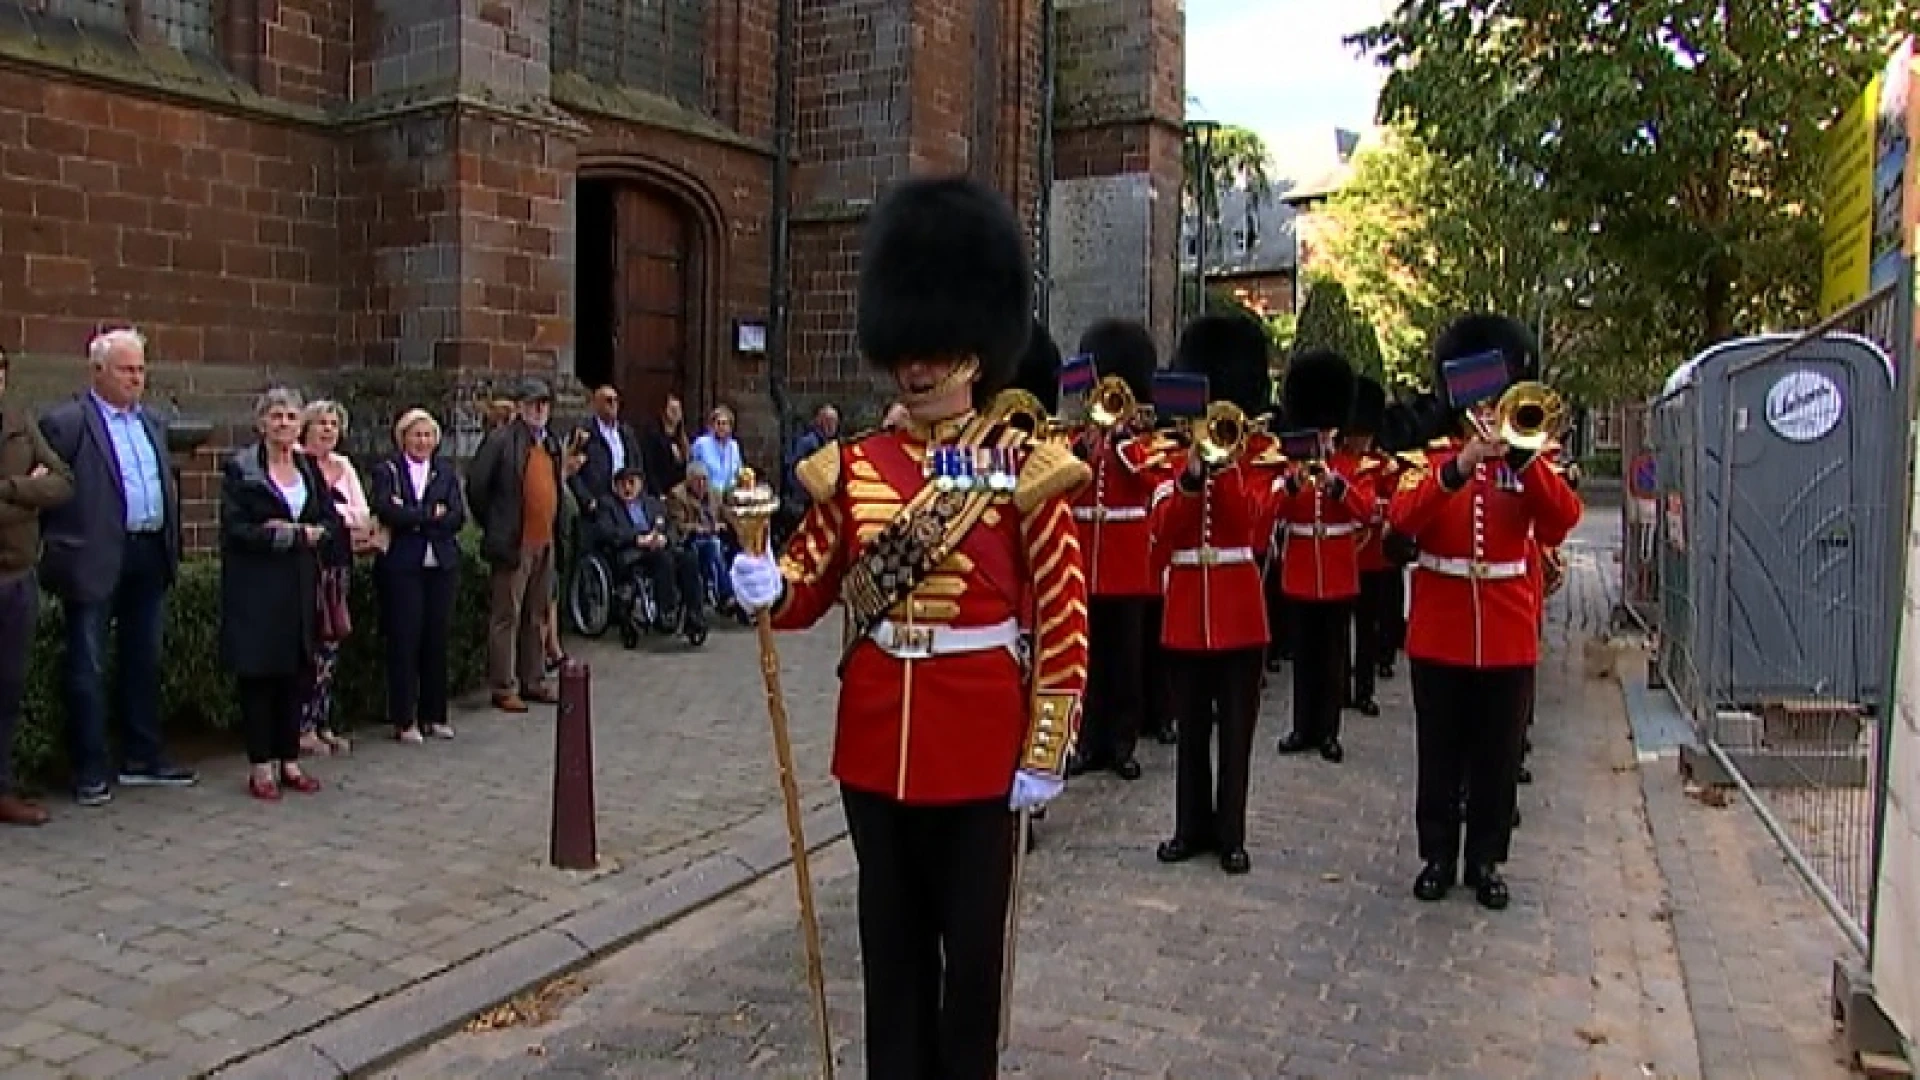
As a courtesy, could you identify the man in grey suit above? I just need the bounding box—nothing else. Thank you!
[39,328,197,806]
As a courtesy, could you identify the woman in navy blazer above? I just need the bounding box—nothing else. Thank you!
[370,409,467,743]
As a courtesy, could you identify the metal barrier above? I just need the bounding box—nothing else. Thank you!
[1644,284,1904,953]
[1619,402,1657,628]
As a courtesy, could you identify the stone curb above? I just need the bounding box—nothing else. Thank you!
[204,796,851,1080]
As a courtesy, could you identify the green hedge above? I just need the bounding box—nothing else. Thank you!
[12,534,493,789]
[1581,449,1623,478]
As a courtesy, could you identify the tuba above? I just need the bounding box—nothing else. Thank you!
[1086,376,1138,429]
[1191,401,1250,469]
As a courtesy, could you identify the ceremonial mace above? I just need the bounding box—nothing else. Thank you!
[728,469,836,1080]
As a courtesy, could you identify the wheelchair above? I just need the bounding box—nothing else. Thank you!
[565,523,710,648]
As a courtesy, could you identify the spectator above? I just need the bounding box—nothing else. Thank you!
[39,328,197,806]
[669,461,734,614]
[881,401,911,431]
[467,378,571,713]
[0,346,74,826]
[641,393,691,497]
[571,384,641,515]
[371,409,466,743]
[690,404,744,493]
[219,388,342,801]
[597,466,703,646]
[779,404,839,533]
[297,400,370,757]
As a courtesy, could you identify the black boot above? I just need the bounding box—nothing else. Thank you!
[1377,660,1395,680]
[1219,848,1251,874]
[1155,726,1179,745]
[1413,862,1456,902]
[1319,737,1345,764]
[1276,731,1317,755]
[1350,697,1380,718]
[1517,765,1533,785]
[1112,757,1142,781]
[1467,864,1510,910]
[1156,834,1213,863]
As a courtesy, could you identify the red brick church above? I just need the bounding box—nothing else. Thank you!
[0,0,1184,484]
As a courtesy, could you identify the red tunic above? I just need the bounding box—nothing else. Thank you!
[773,421,1090,804]
[1149,452,1278,653]
[1387,440,1583,668]
[1243,431,1286,558]
[1271,448,1375,601]
[1069,428,1163,598]
[1356,451,1399,574]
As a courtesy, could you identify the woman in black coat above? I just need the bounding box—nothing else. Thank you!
[370,408,467,743]
[221,388,344,801]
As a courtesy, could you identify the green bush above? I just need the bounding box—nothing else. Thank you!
[12,533,493,788]
[1581,449,1623,478]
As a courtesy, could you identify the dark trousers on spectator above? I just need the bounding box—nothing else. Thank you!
[1081,596,1150,766]
[0,573,37,794]
[380,565,455,731]
[1412,661,1533,867]
[1288,599,1351,747]
[614,546,702,620]
[63,532,170,788]
[238,675,302,765]
[842,785,1015,1080]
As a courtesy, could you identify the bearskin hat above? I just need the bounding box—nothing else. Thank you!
[1282,349,1356,432]
[1431,313,1539,411]
[1407,390,1460,443]
[1174,314,1271,416]
[1348,376,1387,437]
[1378,400,1421,454]
[858,174,1033,395]
[1076,318,1158,403]
[973,317,1061,413]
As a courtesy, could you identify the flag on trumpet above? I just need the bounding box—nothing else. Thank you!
[1439,348,1510,410]
[1278,429,1325,461]
[1057,353,1097,419]
[1152,372,1210,419]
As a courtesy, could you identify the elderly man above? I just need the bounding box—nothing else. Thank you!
[40,329,196,806]
[570,384,642,515]
[0,347,74,825]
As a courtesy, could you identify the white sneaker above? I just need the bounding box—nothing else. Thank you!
[427,724,456,740]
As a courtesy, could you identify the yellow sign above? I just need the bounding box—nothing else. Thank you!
[1820,73,1880,316]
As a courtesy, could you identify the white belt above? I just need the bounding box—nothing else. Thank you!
[1417,554,1528,580]
[868,617,1021,660]
[1073,506,1148,522]
[1169,545,1254,567]
[1284,522,1360,538]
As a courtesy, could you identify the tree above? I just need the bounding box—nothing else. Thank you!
[1351,0,1915,362]
[1290,276,1386,384]
[1184,123,1274,229]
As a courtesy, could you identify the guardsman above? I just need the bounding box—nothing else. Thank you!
[1065,318,1162,780]
[1372,395,1434,679]
[1344,377,1394,717]
[1151,314,1276,875]
[1388,314,1582,911]
[728,175,1091,1077]
[1270,351,1373,763]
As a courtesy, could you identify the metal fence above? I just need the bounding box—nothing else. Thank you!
[1643,284,1907,954]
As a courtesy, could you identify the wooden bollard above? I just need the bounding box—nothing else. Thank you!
[550,659,598,870]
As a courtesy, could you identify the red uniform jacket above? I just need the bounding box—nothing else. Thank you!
[1387,440,1583,668]
[1271,447,1375,601]
[1149,451,1277,653]
[1069,427,1166,598]
[1356,451,1399,574]
[1244,431,1286,559]
[773,420,1090,804]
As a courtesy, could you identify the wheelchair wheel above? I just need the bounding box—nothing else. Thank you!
[567,556,613,637]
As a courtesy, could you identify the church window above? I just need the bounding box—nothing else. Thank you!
[554,0,710,112]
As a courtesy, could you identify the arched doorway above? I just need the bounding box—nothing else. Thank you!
[573,174,709,426]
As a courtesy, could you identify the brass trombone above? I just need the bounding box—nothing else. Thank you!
[1470,381,1567,454]
[985,388,1067,442]
[1086,375,1139,429]
[1191,401,1250,469]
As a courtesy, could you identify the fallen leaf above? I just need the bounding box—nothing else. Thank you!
[1320,873,1344,883]
[1575,1026,1609,1046]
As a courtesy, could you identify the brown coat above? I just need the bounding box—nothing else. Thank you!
[0,403,74,577]
[666,482,726,537]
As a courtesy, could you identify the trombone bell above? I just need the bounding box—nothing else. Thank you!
[1494,381,1565,453]
[1087,376,1139,429]
[1192,401,1249,469]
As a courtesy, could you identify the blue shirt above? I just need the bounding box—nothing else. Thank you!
[623,498,655,532]
[90,392,165,532]
[690,434,742,492]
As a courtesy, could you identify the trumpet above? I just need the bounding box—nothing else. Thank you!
[1469,381,1567,455]
[1086,376,1138,429]
[985,388,1067,442]
[1191,401,1250,469]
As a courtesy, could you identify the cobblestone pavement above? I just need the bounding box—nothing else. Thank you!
[389,510,1846,1080]
[0,619,849,1080]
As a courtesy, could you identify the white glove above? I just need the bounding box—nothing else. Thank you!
[1009,769,1065,812]
[729,552,784,613]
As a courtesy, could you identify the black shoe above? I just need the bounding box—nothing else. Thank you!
[1513,807,1523,829]
[1319,738,1345,764]
[1413,862,1456,902]
[1066,752,1104,778]
[1219,848,1251,874]
[621,624,640,649]
[1154,726,1179,746]
[1265,655,1285,673]
[1469,864,1510,910]
[1156,835,1212,863]
[1377,661,1396,680]
[1112,757,1142,781]
[1351,698,1380,718]
[1276,731,1317,755]
[1517,765,1533,785]
[1522,734,1533,754]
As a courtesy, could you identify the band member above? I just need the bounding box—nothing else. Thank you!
[1066,319,1162,780]
[1153,314,1275,875]
[1270,351,1372,763]
[1373,396,1431,678]
[1389,314,1581,911]
[728,175,1090,1076]
[1345,377,1394,716]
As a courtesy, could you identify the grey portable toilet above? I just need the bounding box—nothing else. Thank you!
[1650,332,1896,713]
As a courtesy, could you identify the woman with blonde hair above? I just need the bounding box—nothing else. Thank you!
[370,409,466,743]
[297,400,373,756]
[689,403,744,493]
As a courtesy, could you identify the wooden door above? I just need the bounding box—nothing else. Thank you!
[612,186,693,425]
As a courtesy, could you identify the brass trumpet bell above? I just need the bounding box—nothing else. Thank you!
[1192,401,1249,469]
[984,388,1067,443]
[1086,376,1138,429]
[1493,381,1566,453]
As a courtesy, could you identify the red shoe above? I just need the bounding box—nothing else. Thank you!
[280,770,322,795]
[249,775,282,802]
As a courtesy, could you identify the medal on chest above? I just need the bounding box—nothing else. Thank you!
[926,443,1017,495]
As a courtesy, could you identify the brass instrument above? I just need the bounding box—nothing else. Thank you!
[985,388,1067,442]
[1192,401,1250,469]
[1086,375,1139,429]
[1468,380,1568,454]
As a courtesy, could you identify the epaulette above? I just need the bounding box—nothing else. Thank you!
[1014,439,1091,513]
[794,441,843,504]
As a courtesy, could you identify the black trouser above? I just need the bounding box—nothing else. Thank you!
[1142,599,1176,738]
[1264,559,1291,664]
[841,786,1015,1080]
[614,546,702,621]
[1168,648,1263,852]
[1082,596,1150,764]
[0,574,35,793]
[1352,570,1398,702]
[380,565,455,731]
[1381,566,1407,661]
[1288,599,1351,745]
[1411,660,1534,867]
[238,675,302,765]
